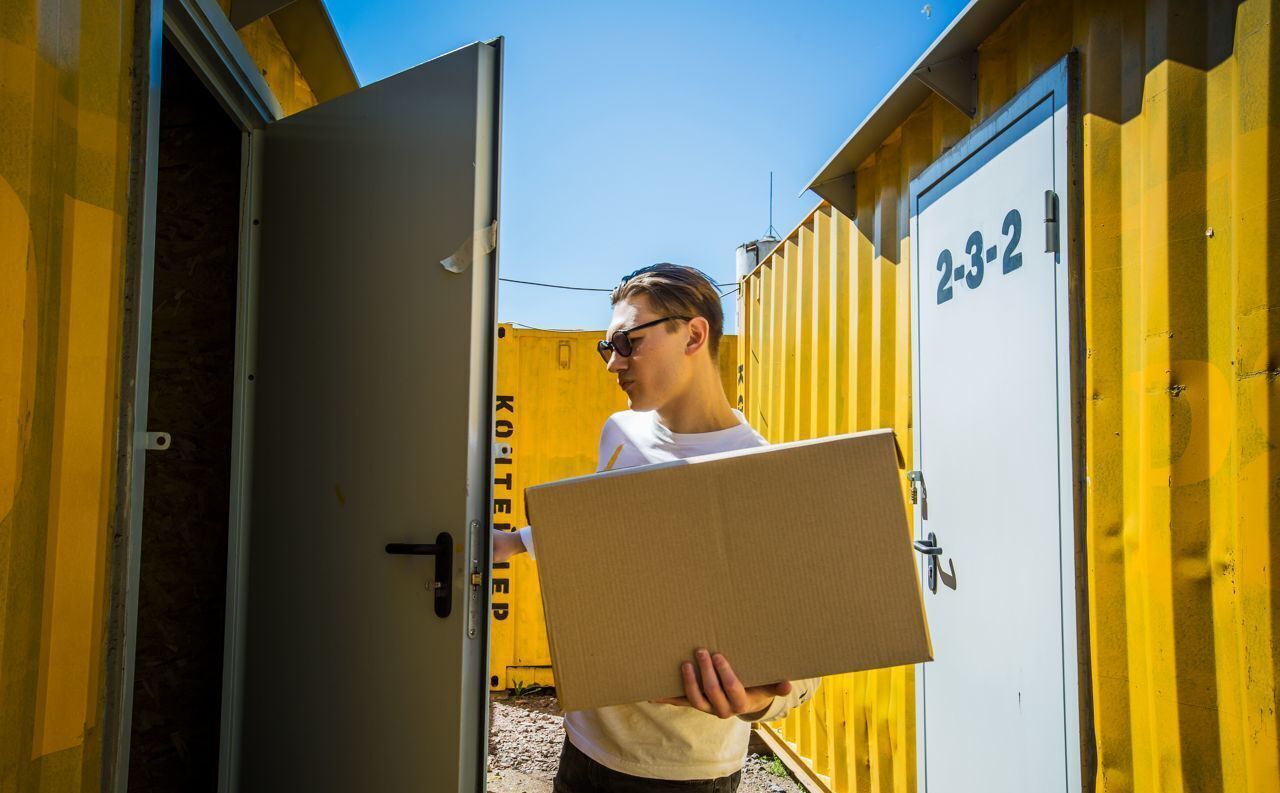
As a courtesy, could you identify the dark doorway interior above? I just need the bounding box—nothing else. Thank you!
[127,39,242,792]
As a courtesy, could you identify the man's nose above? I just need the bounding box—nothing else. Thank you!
[606,350,627,373]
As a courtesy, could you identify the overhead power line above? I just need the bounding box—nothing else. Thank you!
[500,277,610,293]
[500,278,742,331]
[499,276,737,293]
[508,321,591,332]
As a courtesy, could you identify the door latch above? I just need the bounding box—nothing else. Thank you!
[913,531,942,593]
[466,520,482,640]
[385,531,453,618]
[907,470,927,505]
[144,431,171,451]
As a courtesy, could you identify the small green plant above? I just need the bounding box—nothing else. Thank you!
[509,679,542,698]
[765,755,788,778]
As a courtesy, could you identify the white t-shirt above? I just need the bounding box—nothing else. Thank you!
[516,409,821,781]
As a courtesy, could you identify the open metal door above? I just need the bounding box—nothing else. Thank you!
[908,56,1081,793]
[234,40,500,792]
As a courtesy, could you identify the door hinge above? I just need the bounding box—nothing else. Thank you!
[1044,189,1060,254]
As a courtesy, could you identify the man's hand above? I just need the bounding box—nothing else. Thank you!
[650,648,792,720]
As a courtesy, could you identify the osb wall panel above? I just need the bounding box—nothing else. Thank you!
[124,42,241,793]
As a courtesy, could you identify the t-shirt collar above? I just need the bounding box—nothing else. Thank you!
[649,409,750,447]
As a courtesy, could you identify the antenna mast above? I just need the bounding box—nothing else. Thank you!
[767,172,780,239]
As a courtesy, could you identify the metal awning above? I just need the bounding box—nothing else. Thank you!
[805,0,1027,218]
[228,0,360,101]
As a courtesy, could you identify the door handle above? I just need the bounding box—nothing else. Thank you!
[385,531,453,618]
[912,532,941,593]
[912,538,942,555]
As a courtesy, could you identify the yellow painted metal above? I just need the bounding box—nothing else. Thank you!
[741,205,914,793]
[0,2,335,787]
[489,324,739,690]
[235,16,321,116]
[216,0,350,116]
[1,0,135,788]
[264,0,360,103]
[738,2,1280,791]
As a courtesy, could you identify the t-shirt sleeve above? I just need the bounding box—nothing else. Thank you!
[596,415,626,472]
[516,525,535,560]
[742,676,821,723]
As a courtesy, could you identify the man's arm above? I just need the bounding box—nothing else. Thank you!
[492,527,527,564]
[739,675,821,723]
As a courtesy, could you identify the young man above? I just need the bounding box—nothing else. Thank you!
[492,263,820,792]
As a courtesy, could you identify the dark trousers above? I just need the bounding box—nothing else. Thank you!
[552,737,742,793]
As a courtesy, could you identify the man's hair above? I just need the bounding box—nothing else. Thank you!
[610,263,724,358]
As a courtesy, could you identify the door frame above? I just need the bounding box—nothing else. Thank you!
[906,52,1093,792]
[107,1,277,790]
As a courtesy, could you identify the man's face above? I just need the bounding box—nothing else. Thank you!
[604,295,691,411]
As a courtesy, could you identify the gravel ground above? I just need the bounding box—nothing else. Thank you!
[487,690,806,793]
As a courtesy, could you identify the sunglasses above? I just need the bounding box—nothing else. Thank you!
[596,316,690,364]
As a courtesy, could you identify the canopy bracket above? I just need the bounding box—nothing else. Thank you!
[809,171,858,221]
[912,50,978,119]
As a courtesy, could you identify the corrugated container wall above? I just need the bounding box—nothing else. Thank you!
[1,2,136,789]
[738,1,1279,792]
[0,2,322,789]
[490,325,738,690]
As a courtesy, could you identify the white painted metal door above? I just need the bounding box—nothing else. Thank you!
[232,41,500,792]
[910,58,1080,793]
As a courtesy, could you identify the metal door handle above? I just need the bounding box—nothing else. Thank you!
[385,531,453,618]
[913,532,941,593]
[912,539,943,555]
[385,541,448,555]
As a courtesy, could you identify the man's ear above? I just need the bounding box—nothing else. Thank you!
[685,317,710,357]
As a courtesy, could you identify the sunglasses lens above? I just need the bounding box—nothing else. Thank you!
[596,340,612,364]
[611,331,632,358]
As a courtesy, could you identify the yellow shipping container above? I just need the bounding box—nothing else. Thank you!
[489,324,739,690]
[739,1,1279,792]
[0,1,348,788]
[5,0,1276,789]
[1,3,135,789]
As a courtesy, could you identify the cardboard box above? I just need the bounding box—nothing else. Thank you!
[523,428,933,712]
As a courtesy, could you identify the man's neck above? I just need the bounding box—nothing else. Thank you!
[654,371,739,435]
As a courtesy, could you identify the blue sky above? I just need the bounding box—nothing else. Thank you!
[326,0,968,333]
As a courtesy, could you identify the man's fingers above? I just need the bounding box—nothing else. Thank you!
[667,652,791,718]
[680,661,712,713]
[712,654,753,713]
[695,649,733,718]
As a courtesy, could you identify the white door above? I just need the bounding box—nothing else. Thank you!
[909,58,1081,793]
[234,41,500,792]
